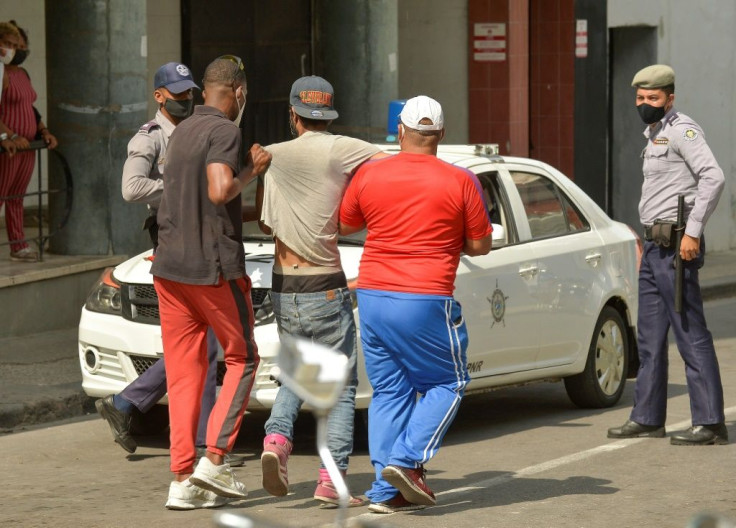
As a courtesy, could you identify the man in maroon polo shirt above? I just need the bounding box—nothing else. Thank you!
[151,55,271,510]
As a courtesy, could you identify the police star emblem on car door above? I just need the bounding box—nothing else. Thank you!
[487,279,509,328]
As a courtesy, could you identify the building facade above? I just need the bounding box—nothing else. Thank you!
[1,0,733,254]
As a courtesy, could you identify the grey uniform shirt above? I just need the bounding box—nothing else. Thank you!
[121,110,175,211]
[261,131,380,267]
[639,107,725,238]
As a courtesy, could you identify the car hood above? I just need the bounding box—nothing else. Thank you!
[110,240,364,287]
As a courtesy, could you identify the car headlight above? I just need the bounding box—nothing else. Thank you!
[85,267,122,315]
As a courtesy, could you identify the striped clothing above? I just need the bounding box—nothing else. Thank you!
[0,68,38,252]
[357,289,469,503]
[154,276,260,475]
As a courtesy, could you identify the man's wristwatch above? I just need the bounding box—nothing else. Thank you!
[0,132,8,142]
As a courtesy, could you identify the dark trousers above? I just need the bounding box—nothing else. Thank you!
[630,239,724,426]
[120,327,219,446]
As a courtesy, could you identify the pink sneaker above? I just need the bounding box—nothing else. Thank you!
[261,433,292,496]
[313,468,366,508]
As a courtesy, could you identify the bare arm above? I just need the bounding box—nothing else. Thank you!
[339,222,365,236]
[463,234,492,256]
[207,144,271,206]
[37,119,58,149]
[0,118,17,156]
[207,162,243,205]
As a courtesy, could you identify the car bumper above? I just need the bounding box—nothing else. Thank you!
[78,308,371,410]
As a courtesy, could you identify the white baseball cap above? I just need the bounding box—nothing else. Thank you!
[399,95,444,131]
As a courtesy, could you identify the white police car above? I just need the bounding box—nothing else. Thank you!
[79,144,640,426]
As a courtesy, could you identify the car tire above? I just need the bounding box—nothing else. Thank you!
[129,404,170,436]
[353,409,369,452]
[564,306,629,408]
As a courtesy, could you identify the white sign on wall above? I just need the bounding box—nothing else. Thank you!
[576,19,588,58]
[474,23,506,62]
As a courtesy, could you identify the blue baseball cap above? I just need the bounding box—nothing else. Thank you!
[153,62,199,94]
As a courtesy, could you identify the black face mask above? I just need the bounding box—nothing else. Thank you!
[164,98,194,119]
[10,49,28,66]
[637,103,666,125]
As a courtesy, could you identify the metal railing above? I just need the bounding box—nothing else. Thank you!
[0,140,73,261]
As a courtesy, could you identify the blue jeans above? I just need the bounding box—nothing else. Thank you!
[265,287,359,470]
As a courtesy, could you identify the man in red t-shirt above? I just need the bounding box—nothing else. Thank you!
[339,95,492,514]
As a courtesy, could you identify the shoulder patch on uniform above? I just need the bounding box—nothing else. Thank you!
[683,128,698,141]
[139,120,160,133]
[653,137,669,145]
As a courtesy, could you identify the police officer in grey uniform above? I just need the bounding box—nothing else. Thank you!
[97,63,244,465]
[121,62,198,247]
[608,64,727,445]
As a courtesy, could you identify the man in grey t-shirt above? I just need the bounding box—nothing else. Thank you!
[257,76,386,507]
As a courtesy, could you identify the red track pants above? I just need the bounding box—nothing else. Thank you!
[154,276,260,475]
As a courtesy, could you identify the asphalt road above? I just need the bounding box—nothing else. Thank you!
[3,298,736,528]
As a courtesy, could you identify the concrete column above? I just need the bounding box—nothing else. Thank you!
[315,0,399,142]
[47,0,149,255]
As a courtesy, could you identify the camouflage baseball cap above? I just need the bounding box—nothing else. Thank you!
[631,64,675,89]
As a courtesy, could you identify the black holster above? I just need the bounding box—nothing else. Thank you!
[650,221,676,248]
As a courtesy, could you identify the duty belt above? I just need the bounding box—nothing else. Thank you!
[643,221,679,247]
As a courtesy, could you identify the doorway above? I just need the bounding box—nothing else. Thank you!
[608,26,657,232]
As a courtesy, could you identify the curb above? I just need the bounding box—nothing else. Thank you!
[701,277,736,302]
[0,390,95,432]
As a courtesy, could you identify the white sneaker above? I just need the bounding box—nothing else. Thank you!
[190,455,249,498]
[165,479,233,510]
[9,247,39,262]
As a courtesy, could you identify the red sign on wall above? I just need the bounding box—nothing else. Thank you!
[576,19,588,58]
[474,23,506,62]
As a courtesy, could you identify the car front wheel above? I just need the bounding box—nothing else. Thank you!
[564,306,629,408]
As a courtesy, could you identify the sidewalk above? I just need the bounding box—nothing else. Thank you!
[2,249,736,431]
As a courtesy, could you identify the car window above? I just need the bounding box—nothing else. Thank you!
[476,171,511,244]
[510,171,588,239]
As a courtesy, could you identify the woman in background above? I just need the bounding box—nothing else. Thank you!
[0,20,57,262]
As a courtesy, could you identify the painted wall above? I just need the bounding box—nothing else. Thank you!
[146,0,182,118]
[398,0,468,144]
[318,0,468,144]
[608,0,736,251]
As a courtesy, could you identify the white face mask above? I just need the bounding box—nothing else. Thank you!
[233,87,245,127]
[0,48,15,65]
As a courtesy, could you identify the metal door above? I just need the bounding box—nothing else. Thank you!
[609,26,657,235]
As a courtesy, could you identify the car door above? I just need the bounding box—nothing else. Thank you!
[505,166,605,367]
[454,167,541,380]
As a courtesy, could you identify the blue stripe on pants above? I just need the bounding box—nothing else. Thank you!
[357,289,469,503]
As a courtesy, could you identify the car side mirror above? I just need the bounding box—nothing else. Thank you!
[491,223,507,249]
